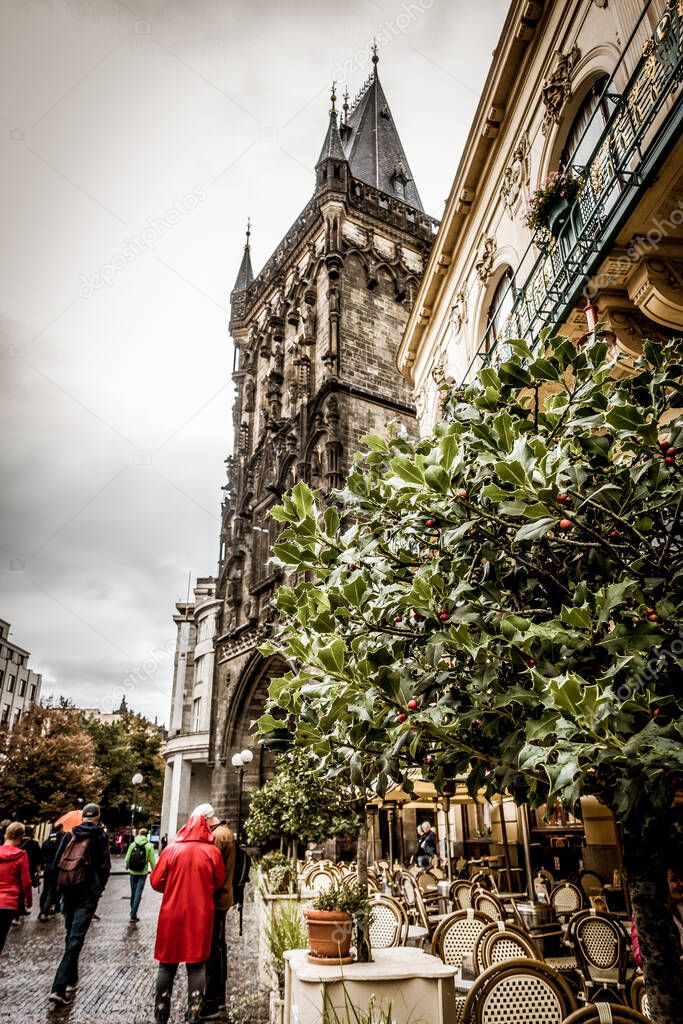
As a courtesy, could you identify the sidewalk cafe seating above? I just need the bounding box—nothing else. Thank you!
[567,909,631,1005]
[431,909,490,971]
[551,881,585,923]
[461,958,577,1024]
[368,893,408,948]
[562,1004,650,1024]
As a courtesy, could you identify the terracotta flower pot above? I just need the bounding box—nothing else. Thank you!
[304,908,354,961]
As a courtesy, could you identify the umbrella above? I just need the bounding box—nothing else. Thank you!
[55,810,82,831]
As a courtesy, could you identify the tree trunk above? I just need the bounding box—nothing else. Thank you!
[355,808,372,963]
[623,837,683,1024]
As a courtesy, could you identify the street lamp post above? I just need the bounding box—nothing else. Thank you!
[131,772,143,832]
[230,749,253,844]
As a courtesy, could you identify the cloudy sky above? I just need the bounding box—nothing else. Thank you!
[0,0,509,724]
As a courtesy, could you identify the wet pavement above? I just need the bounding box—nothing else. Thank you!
[0,868,264,1024]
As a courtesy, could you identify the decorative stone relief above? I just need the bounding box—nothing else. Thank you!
[501,132,530,216]
[475,237,497,284]
[449,290,468,334]
[541,46,580,135]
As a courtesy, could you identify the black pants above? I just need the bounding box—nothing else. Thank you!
[51,894,99,993]
[155,962,205,1022]
[40,869,59,916]
[204,909,227,1012]
[0,909,15,954]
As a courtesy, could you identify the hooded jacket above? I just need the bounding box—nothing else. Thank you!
[56,821,111,900]
[150,815,225,964]
[125,834,156,876]
[0,845,32,912]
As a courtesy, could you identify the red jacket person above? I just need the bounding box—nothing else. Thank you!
[150,811,225,1024]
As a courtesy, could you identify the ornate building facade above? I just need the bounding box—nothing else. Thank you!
[399,0,683,428]
[208,59,437,822]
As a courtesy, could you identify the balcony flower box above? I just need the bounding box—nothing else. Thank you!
[524,171,584,239]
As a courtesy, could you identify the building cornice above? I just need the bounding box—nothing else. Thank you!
[397,0,547,379]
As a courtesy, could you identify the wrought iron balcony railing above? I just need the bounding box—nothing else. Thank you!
[468,0,683,375]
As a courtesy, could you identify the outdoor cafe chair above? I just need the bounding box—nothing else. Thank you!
[562,1004,650,1024]
[451,879,474,910]
[416,868,439,892]
[476,923,541,970]
[473,889,508,923]
[305,863,340,893]
[578,870,605,900]
[629,976,650,1019]
[551,881,584,922]
[470,870,497,892]
[567,909,631,1004]
[368,893,408,948]
[461,957,578,1024]
[431,908,490,970]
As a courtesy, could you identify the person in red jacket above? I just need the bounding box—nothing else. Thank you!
[0,822,32,953]
[150,810,225,1024]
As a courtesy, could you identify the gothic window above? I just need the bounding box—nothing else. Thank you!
[252,513,283,587]
[560,75,611,171]
[485,267,516,352]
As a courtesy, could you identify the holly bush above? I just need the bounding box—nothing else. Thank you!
[258,332,683,848]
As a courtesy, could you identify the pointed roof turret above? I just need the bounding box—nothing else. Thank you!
[232,219,254,294]
[316,83,347,167]
[341,50,424,211]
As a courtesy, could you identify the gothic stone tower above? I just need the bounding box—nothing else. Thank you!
[209,62,437,823]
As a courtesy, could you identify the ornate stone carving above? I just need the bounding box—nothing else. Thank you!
[449,290,467,334]
[501,132,530,216]
[475,237,497,284]
[541,46,580,135]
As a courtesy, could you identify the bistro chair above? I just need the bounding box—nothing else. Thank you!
[462,958,578,1024]
[477,924,541,970]
[562,1005,650,1024]
[629,976,650,1019]
[470,870,497,892]
[473,889,508,923]
[431,908,490,970]
[368,894,408,948]
[567,909,631,1004]
[397,871,441,935]
[551,881,584,922]
[578,870,605,901]
[416,868,439,892]
[304,863,340,893]
[450,879,474,910]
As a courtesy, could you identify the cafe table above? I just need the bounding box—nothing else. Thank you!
[284,946,458,1024]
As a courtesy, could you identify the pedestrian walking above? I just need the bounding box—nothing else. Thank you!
[38,823,64,920]
[150,808,225,1024]
[48,803,111,1008]
[19,825,42,914]
[202,807,236,1020]
[0,823,32,953]
[416,821,437,868]
[125,827,156,922]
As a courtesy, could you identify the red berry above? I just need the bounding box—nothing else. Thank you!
[559,518,572,530]
[660,439,671,449]
[408,699,418,710]
[653,707,660,717]
[667,447,677,456]
[557,493,569,504]
[349,563,357,570]
[458,489,467,499]
[648,613,658,622]
[609,530,619,539]
[527,658,535,667]
[665,456,675,466]
[396,713,407,724]
[439,610,449,621]
[425,518,435,527]
[394,615,402,623]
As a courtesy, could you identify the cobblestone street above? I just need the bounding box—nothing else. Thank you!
[0,867,263,1024]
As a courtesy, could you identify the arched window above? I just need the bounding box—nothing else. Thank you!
[485,268,516,352]
[560,75,612,171]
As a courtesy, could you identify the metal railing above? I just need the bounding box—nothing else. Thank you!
[466,0,683,376]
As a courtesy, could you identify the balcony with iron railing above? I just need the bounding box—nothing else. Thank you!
[466,0,683,379]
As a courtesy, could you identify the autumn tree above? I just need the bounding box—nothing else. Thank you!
[0,699,102,820]
[82,710,165,826]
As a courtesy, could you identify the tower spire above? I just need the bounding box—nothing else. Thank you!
[232,218,254,294]
[315,88,347,169]
[372,38,379,76]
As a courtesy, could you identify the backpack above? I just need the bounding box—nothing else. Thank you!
[233,845,252,936]
[128,843,147,872]
[57,835,91,888]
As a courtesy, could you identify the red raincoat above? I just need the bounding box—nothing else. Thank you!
[150,815,225,964]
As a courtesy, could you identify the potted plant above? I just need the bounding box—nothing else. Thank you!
[304,879,372,964]
[265,901,308,1024]
[524,170,584,238]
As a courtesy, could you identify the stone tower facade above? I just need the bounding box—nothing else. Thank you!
[209,63,437,824]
